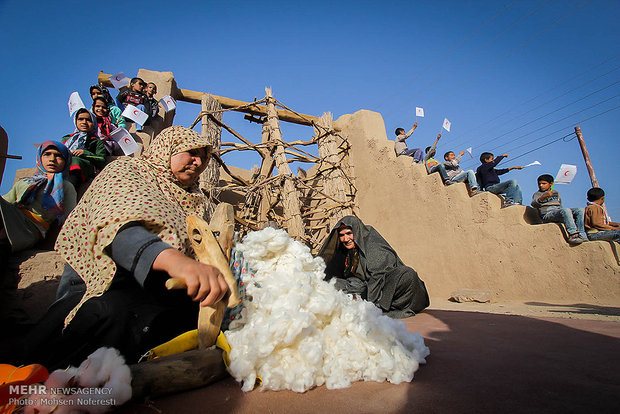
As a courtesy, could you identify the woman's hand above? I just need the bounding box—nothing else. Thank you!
[152,249,229,307]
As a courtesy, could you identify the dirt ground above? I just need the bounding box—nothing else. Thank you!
[118,306,620,414]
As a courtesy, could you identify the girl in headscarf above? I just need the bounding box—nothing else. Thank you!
[0,141,76,253]
[20,126,229,370]
[92,96,122,155]
[318,215,430,318]
[61,108,107,189]
[89,84,126,129]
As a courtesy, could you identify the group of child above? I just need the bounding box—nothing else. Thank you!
[393,121,619,246]
[0,77,160,262]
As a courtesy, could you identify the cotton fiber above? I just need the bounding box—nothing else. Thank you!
[25,347,132,413]
[225,227,430,392]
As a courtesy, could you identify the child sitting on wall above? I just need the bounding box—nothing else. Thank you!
[144,82,160,121]
[0,141,76,257]
[584,187,620,243]
[443,150,478,196]
[531,174,587,245]
[90,84,126,129]
[116,77,151,130]
[476,152,523,207]
[423,134,450,185]
[394,122,423,163]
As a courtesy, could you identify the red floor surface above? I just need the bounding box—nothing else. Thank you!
[120,309,620,414]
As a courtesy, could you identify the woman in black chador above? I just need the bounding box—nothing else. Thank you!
[319,216,429,318]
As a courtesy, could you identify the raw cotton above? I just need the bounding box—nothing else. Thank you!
[25,347,132,413]
[225,228,430,392]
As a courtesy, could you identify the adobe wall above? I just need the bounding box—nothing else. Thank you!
[335,110,620,304]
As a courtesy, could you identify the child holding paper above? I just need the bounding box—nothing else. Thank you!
[423,134,450,185]
[61,109,107,189]
[92,97,122,155]
[584,187,620,242]
[90,85,125,129]
[531,174,587,245]
[116,77,151,124]
[443,150,478,196]
[394,123,423,163]
[144,82,160,120]
[0,141,76,256]
[476,152,523,207]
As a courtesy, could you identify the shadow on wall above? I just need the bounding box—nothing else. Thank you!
[406,309,620,414]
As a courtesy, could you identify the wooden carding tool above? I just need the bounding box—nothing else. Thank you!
[165,203,240,349]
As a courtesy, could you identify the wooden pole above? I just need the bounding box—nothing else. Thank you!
[265,87,305,240]
[200,94,223,219]
[98,71,329,128]
[574,126,599,188]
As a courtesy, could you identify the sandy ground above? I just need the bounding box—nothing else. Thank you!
[118,308,620,414]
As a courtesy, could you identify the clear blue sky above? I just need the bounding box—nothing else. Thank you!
[1,0,619,217]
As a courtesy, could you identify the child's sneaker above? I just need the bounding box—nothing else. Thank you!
[501,199,514,208]
[567,234,585,245]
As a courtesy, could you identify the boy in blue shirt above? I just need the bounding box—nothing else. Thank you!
[476,152,523,207]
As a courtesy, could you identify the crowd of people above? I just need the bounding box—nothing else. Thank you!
[393,120,620,245]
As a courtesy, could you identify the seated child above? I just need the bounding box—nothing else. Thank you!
[0,141,77,255]
[424,134,450,184]
[394,122,423,163]
[90,84,125,129]
[584,187,620,242]
[144,82,160,121]
[443,150,478,196]
[531,174,587,245]
[476,152,523,207]
[61,108,107,190]
[92,97,122,155]
[116,77,151,130]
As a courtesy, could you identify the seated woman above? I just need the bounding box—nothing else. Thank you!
[0,141,76,255]
[90,84,126,129]
[18,126,229,370]
[62,108,107,189]
[318,216,429,318]
[92,96,122,155]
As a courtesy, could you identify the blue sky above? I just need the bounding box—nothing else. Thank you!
[1,0,619,217]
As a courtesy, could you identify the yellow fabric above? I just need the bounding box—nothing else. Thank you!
[55,126,212,327]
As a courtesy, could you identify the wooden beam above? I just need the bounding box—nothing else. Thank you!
[98,71,328,127]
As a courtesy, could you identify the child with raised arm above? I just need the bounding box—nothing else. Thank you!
[584,187,620,242]
[476,152,523,207]
[423,134,450,185]
[394,122,423,163]
[443,150,478,196]
[531,174,587,245]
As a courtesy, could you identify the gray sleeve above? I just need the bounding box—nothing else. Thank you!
[531,191,543,208]
[107,223,173,287]
[423,143,437,162]
[395,134,408,143]
[443,159,459,168]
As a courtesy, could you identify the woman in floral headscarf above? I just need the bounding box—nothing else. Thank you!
[21,126,229,369]
[61,108,107,189]
[0,141,76,254]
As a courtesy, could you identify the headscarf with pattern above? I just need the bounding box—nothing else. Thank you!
[18,141,72,222]
[56,126,212,326]
[64,109,97,151]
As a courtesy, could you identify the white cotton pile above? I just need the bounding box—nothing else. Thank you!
[225,227,430,393]
[25,347,132,414]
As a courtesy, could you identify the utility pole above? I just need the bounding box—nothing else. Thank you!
[574,126,599,188]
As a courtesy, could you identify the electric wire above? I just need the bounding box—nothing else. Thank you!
[388,0,550,116]
[375,1,517,110]
[441,55,620,149]
[424,0,595,110]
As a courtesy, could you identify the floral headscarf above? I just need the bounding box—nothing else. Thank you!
[56,126,212,326]
[18,141,72,222]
